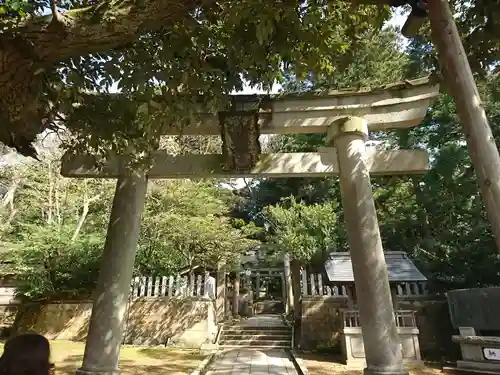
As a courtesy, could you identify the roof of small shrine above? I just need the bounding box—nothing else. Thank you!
[324,251,427,282]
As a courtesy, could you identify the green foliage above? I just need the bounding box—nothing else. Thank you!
[12,224,104,301]
[135,180,258,276]
[281,27,409,91]
[375,75,500,290]
[1,151,256,300]
[1,0,395,159]
[232,28,500,293]
[263,197,340,266]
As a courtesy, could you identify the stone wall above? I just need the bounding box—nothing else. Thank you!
[0,304,19,337]
[300,297,349,352]
[299,296,460,360]
[398,298,460,360]
[13,297,216,348]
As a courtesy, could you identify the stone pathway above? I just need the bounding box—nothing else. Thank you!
[206,348,298,375]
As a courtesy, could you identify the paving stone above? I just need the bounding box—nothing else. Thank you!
[207,349,298,375]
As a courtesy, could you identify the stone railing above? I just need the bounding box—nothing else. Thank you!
[131,273,216,299]
[301,271,428,299]
[341,309,417,329]
[301,272,349,297]
[340,309,422,368]
[395,282,429,298]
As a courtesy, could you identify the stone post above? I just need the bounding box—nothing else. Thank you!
[256,272,260,298]
[215,263,226,322]
[233,271,240,317]
[77,172,148,375]
[283,253,294,314]
[391,285,400,310]
[328,117,407,375]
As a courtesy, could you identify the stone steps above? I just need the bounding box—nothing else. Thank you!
[223,333,292,341]
[223,328,290,334]
[219,339,291,347]
[218,319,292,349]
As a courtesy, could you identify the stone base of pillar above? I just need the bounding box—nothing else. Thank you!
[364,368,409,375]
[76,367,120,375]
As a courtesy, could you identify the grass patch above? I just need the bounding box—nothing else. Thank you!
[0,340,206,375]
[299,352,443,375]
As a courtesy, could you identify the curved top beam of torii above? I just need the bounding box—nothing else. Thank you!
[163,76,439,136]
[61,76,439,179]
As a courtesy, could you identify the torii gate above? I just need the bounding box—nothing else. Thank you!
[61,77,439,375]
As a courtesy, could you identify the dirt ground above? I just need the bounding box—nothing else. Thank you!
[299,352,444,375]
[0,340,207,375]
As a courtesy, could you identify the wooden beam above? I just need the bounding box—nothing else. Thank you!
[161,78,439,135]
[61,148,429,179]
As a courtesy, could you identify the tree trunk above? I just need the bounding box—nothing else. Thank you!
[72,193,101,241]
[0,45,45,154]
[411,176,432,240]
[0,0,213,151]
[1,178,21,227]
[47,161,53,224]
[429,0,500,253]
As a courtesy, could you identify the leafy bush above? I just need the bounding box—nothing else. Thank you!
[13,224,104,301]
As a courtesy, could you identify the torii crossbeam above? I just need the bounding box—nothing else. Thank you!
[64,78,439,375]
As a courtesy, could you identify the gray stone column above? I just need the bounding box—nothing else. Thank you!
[215,263,226,322]
[233,271,240,316]
[328,117,407,375]
[283,253,294,314]
[77,172,148,375]
[256,272,260,298]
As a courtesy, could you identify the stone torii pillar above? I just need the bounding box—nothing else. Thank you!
[61,78,437,375]
[232,271,240,317]
[215,262,226,322]
[77,171,148,375]
[283,253,294,314]
[328,117,407,375]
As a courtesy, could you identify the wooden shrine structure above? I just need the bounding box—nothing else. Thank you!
[62,76,439,375]
[317,251,428,367]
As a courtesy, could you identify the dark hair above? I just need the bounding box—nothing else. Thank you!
[0,333,53,375]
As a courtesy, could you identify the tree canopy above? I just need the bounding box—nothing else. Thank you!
[0,15,499,303]
[1,0,499,160]
[0,0,391,159]
[0,149,255,300]
[230,27,500,292]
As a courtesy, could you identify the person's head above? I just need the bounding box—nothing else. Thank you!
[0,333,52,375]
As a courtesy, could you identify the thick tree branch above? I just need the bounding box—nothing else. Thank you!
[9,0,212,64]
[0,0,212,155]
[0,0,392,155]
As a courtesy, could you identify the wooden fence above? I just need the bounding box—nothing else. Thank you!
[131,273,216,299]
[301,272,428,298]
